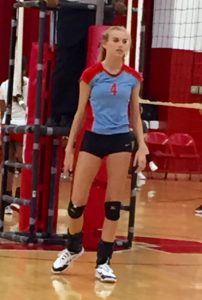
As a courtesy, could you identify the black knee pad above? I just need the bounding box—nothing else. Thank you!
[67,200,85,219]
[105,201,121,221]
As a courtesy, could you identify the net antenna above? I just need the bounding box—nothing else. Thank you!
[125,0,144,69]
[125,0,132,66]
[135,0,144,71]
[13,0,24,98]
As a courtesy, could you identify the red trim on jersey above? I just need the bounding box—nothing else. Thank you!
[80,62,143,84]
[122,65,143,82]
[80,62,103,84]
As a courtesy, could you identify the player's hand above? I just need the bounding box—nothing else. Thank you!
[133,143,148,172]
[63,147,74,178]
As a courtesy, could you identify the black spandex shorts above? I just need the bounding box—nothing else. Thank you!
[80,130,134,158]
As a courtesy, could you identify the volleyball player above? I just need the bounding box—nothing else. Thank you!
[51,26,148,282]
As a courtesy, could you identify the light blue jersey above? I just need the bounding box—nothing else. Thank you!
[81,62,142,134]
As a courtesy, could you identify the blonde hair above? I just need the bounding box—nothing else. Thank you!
[98,26,130,61]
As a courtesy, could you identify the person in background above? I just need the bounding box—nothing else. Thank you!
[51,26,148,283]
[0,57,29,214]
[137,105,158,181]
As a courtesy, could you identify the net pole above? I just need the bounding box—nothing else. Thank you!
[125,0,133,66]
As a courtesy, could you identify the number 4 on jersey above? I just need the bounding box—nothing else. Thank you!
[110,83,118,96]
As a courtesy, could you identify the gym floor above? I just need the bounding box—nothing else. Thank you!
[1,177,202,300]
